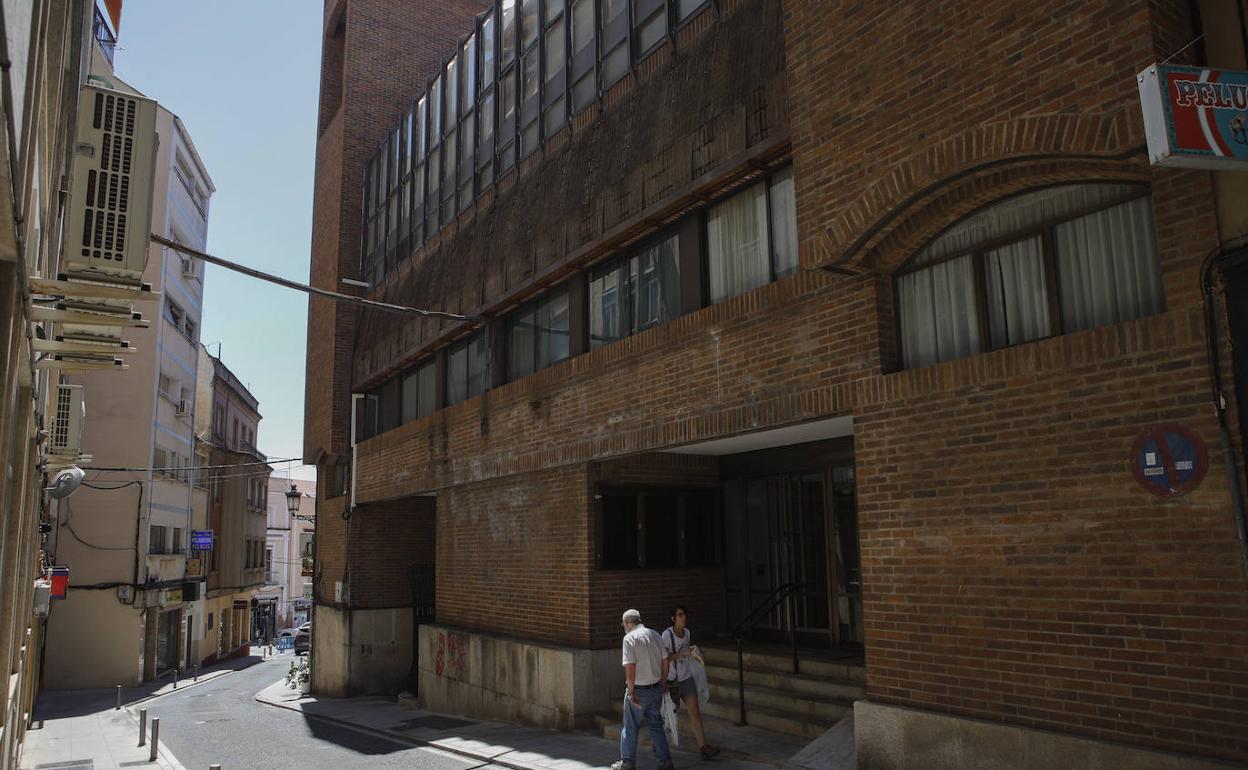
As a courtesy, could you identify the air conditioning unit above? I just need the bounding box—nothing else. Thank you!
[180,256,196,278]
[176,399,189,416]
[63,84,159,284]
[49,384,85,458]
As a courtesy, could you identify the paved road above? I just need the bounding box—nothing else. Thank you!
[149,653,502,770]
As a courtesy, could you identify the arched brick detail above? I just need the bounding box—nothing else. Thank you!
[868,159,1152,275]
[805,106,1148,273]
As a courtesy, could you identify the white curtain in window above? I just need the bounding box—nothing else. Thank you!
[708,183,770,303]
[984,236,1050,349]
[898,255,979,368]
[1056,197,1164,333]
[770,167,798,277]
[914,183,1142,266]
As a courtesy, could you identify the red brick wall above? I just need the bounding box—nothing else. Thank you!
[310,0,1248,761]
[305,0,488,462]
[436,466,593,646]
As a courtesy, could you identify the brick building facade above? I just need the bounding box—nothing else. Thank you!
[305,0,1248,766]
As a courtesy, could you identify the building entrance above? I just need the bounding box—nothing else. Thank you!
[722,439,862,646]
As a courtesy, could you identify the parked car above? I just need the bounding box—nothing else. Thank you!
[294,622,311,655]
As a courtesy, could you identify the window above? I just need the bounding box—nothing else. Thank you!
[895,184,1163,369]
[598,490,719,569]
[158,373,173,399]
[543,2,567,138]
[589,231,680,348]
[172,527,184,554]
[149,525,168,555]
[706,167,798,303]
[213,405,225,438]
[507,287,571,380]
[413,95,427,245]
[634,0,667,56]
[677,0,709,23]
[600,0,629,88]
[446,330,491,406]
[377,377,401,434]
[459,34,477,211]
[477,12,497,192]
[165,300,184,330]
[401,359,438,423]
[570,0,596,112]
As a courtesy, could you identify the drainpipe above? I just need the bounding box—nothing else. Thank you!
[348,393,361,519]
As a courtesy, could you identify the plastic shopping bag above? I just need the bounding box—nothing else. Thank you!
[689,648,710,708]
[661,690,680,747]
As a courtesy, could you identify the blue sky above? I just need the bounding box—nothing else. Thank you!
[113,2,322,480]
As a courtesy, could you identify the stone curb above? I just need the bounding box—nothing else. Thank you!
[125,656,266,708]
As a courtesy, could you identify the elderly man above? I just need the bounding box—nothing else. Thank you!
[613,609,674,770]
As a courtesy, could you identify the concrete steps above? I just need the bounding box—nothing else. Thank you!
[594,643,865,762]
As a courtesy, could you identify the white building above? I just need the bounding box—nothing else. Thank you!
[258,476,316,632]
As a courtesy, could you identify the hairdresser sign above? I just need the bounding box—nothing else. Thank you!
[1139,63,1248,170]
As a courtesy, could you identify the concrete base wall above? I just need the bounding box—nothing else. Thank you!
[311,606,414,697]
[311,605,349,697]
[347,608,413,695]
[854,701,1237,770]
[418,624,616,730]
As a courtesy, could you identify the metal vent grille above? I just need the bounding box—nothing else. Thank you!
[79,91,137,264]
[51,386,73,453]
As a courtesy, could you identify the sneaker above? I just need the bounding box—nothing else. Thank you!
[656,762,675,770]
[700,745,720,760]
[611,762,635,770]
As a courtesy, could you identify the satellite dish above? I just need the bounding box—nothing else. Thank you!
[46,466,85,499]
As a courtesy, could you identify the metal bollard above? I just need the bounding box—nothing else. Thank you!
[138,708,147,746]
[193,664,199,682]
[149,717,159,762]
[115,685,122,710]
[173,668,178,689]
[210,765,221,769]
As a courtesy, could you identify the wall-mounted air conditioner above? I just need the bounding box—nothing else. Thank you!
[49,384,85,459]
[180,256,196,278]
[63,84,159,285]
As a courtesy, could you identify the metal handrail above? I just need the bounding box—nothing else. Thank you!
[729,582,805,726]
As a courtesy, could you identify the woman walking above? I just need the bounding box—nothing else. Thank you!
[663,605,719,760]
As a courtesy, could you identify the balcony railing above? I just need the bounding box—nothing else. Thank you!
[93,7,115,66]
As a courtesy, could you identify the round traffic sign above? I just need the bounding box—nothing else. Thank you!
[1130,424,1209,497]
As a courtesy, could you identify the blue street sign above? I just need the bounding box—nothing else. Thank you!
[277,636,294,651]
[190,530,214,550]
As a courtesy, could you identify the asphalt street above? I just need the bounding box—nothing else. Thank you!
[148,653,504,770]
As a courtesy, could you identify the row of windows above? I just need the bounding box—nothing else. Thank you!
[360,0,715,285]
[358,166,797,441]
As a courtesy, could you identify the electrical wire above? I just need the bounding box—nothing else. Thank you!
[150,234,485,323]
[89,456,301,473]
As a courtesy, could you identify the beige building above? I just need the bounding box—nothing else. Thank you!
[42,38,217,687]
[0,2,110,766]
[259,477,315,632]
[195,346,269,662]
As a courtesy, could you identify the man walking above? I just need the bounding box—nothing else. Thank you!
[613,609,674,770]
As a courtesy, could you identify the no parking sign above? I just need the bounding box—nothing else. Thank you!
[1130,424,1209,497]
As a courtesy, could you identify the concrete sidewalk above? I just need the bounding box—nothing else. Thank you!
[256,680,778,770]
[19,651,266,769]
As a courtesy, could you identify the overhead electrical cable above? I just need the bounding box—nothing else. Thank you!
[150,234,484,323]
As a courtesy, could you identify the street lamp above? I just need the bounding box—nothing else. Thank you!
[285,484,314,523]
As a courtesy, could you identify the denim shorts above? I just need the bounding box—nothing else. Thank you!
[669,677,696,699]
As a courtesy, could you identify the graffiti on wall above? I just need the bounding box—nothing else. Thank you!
[435,630,467,679]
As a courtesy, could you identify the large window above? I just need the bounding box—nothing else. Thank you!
[446,330,491,406]
[706,167,798,303]
[507,286,571,379]
[634,0,668,56]
[598,489,719,569]
[895,183,1164,369]
[401,359,438,423]
[478,11,496,192]
[543,0,568,138]
[589,231,680,348]
[599,0,629,88]
[570,0,596,112]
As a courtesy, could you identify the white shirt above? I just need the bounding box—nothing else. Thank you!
[621,623,664,686]
[662,626,691,682]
